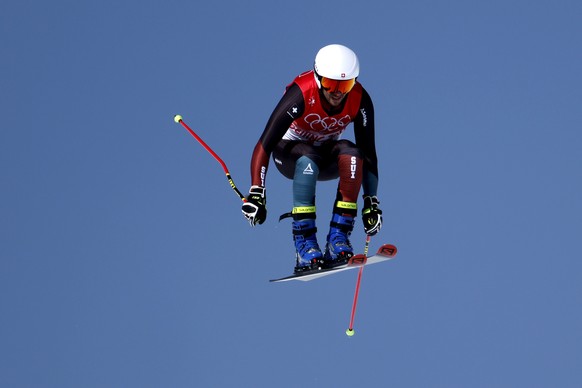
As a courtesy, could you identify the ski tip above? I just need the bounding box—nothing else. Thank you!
[377,244,398,257]
[349,254,367,266]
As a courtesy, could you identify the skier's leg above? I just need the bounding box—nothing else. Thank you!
[274,141,324,272]
[323,140,363,266]
[335,140,363,203]
[291,155,323,272]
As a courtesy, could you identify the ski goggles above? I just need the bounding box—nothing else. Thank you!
[320,77,356,94]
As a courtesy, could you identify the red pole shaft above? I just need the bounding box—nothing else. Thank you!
[175,116,246,202]
[348,235,371,332]
[178,119,229,174]
[348,266,365,330]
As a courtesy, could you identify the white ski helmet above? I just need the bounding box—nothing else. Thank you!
[314,44,360,85]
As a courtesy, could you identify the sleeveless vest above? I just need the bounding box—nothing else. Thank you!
[283,70,363,144]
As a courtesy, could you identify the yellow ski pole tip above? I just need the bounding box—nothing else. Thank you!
[174,114,183,123]
[346,328,355,337]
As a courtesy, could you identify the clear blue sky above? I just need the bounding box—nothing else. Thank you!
[2,1,581,387]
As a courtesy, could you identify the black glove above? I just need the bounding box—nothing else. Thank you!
[242,185,267,226]
[362,195,383,235]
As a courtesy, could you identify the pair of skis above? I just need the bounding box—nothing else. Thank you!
[269,237,398,336]
[173,115,397,336]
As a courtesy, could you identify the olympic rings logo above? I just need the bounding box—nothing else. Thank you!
[303,113,352,132]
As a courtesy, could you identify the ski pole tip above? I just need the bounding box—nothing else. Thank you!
[174,114,183,123]
[346,328,355,337]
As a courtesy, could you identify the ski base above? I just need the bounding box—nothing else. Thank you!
[269,243,397,283]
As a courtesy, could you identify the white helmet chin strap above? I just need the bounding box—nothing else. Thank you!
[313,69,323,89]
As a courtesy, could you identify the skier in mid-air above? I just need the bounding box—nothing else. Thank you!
[242,44,383,274]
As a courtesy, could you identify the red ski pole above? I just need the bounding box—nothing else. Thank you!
[173,114,246,202]
[346,234,371,337]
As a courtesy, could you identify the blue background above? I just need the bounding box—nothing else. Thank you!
[2,1,581,387]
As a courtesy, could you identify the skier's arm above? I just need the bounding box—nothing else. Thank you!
[354,87,383,235]
[242,83,305,226]
[354,87,378,196]
[250,83,305,187]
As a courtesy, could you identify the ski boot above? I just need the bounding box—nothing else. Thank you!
[292,218,323,274]
[323,202,356,269]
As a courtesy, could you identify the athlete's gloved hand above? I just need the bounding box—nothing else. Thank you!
[362,195,383,235]
[242,185,267,226]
